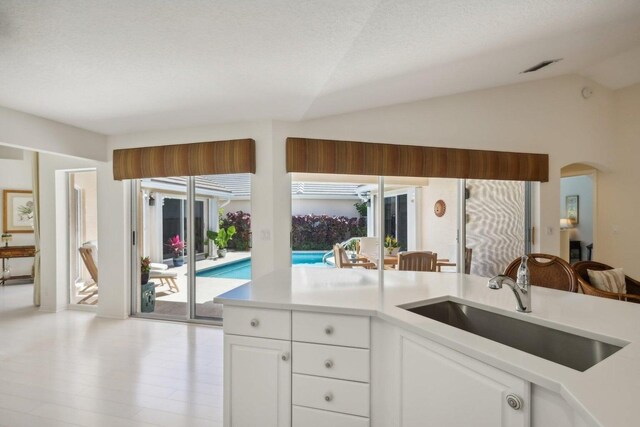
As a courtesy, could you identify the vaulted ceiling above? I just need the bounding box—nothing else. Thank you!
[1,0,640,135]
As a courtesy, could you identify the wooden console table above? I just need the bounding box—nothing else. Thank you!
[0,245,36,286]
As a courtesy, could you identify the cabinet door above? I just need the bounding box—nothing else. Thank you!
[400,334,530,427]
[224,334,291,427]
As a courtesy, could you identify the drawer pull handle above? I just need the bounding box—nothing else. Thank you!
[250,318,259,327]
[324,359,334,369]
[506,394,523,410]
[324,326,334,335]
[281,352,290,362]
[324,392,333,402]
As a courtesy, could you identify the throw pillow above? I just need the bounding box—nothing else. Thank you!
[587,268,626,294]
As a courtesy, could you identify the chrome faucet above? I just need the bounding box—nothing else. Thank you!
[488,255,531,313]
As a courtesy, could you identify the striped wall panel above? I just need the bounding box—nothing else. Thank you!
[465,180,526,278]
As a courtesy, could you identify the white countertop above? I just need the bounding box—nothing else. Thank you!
[215,267,640,427]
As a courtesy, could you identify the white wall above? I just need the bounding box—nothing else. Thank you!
[421,179,458,261]
[292,198,359,217]
[599,83,640,276]
[0,105,107,161]
[225,200,251,215]
[560,175,594,261]
[0,150,34,277]
[227,198,359,217]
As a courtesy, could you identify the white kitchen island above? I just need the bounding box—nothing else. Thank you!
[215,267,640,427]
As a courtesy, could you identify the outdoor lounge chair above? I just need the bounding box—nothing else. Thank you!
[147,262,179,292]
[150,269,179,292]
[333,244,376,269]
[78,246,99,304]
[358,237,379,259]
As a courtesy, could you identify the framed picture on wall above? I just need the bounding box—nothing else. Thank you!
[3,190,34,233]
[566,195,579,225]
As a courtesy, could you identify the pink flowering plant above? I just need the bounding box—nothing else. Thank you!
[166,235,186,258]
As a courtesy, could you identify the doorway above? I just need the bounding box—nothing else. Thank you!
[68,170,99,305]
[560,164,596,263]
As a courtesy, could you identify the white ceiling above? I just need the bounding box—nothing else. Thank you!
[1,0,640,135]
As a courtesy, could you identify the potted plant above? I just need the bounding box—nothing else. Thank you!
[166,235,186,267]
[207,226,236,258]
[344,239,358,260]
[384,235,400,256]
[141,256,151,284]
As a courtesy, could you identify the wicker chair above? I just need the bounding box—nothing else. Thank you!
[398,251,438,272]
[573,261,640,303]
[504,254,578,292]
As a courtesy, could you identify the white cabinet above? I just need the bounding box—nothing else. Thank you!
[292,311,371,426]
[371,319,530,427]
[400,334,530,427]
[293,406,370,427]
[224,334,291,427]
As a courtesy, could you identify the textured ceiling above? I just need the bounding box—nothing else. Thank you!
[1,0,639,135]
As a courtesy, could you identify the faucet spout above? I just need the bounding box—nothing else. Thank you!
[487,255,531,313]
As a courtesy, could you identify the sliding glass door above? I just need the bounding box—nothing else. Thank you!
[131,174,251,323]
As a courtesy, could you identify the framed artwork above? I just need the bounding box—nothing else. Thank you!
[566,195,579,225]
[3,190,34,233]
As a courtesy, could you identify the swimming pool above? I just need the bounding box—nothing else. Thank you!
[196,251,330,280]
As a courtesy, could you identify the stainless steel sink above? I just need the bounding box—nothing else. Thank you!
[405,300,625,372]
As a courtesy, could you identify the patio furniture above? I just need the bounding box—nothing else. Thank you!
[398,251,438,272]
[150,270,180,292]
[333,245,376,269]
[504,253,578,293]
[573,261,640,303]
[358,237,379,260]
[435,248,473,274]
[78,246,99,304]
[148,262,180,292]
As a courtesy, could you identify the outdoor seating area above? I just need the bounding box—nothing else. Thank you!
[330,238,473,274]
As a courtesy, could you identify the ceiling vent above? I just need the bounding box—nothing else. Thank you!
[521,58,563,74]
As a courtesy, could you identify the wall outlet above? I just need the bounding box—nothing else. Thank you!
[260,229,271,241]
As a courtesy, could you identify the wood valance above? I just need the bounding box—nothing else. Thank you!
[286,137,548,182]
[113,139,256,180]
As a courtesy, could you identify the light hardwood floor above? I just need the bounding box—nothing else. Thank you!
[0,284,223,427]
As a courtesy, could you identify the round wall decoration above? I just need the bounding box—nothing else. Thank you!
[434,199,446,217]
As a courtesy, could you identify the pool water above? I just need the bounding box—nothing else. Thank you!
[196,251,330,280]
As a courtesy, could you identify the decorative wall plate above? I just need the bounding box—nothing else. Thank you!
[434,199,446,217]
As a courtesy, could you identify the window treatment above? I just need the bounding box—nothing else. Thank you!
[286,137,549,182]
[113,139,256,180]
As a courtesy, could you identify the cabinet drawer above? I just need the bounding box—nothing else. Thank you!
[293,342,369,382]
[293,405,369,427]
[292,311,369,348]
[224,306,291,340]
[293,374,370,417]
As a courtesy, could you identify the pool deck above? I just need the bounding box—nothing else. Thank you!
[155,252,252,304]
[153,251,334,306]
